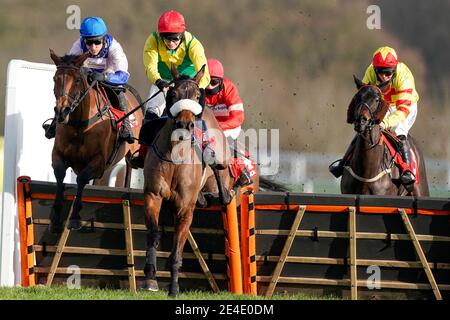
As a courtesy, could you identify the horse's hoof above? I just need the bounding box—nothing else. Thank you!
[68,219,82,231]
[48,223,63,234]
[168,284,179,297]
[168,290,179,297]
[142,279,159,292]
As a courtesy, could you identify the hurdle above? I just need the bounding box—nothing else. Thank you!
[240,192,450,300]
[17,178,242,293]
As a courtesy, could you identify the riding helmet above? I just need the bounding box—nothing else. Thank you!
[80,16,108,38]
[372,46,398,68]
[158,10,186,33]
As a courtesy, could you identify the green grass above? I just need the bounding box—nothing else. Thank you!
[0,285,338,300]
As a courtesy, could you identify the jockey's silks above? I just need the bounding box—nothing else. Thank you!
[363,63,419,129]
[143,31,210,88]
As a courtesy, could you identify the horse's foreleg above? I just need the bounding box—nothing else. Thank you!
[49,159,67,233]
[68,165,97,230]
[169,205,195,297]
[143,192,162,291]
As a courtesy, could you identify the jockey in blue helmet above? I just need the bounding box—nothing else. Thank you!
[44,16,134,144]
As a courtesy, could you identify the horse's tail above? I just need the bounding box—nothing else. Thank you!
[258,176,290,192]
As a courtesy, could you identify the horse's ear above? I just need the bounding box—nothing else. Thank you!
[193,64,206,84]
[74,52,89,68]
[353,75,366,89]
[49,49,62,65]
[346,97,356,124]
[170,64,180,80]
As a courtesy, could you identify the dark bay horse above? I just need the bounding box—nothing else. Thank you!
[49,50,144,232]
[341,76,429,196]
[142,65,235,296]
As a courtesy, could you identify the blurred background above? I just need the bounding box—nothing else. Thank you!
[1,0,449,195]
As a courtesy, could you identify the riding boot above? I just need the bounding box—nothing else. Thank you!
[329,135,357,178]
[398,135,416,190]
[117,91,135,144]
[43,117,57,139]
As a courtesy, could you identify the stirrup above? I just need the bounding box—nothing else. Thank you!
[127,156,144,169]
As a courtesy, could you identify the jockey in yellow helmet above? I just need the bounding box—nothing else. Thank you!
[330,46,419,189]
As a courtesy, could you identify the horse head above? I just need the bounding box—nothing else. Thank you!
[166,64,205,144]
[50,49,89,124]
[347,76,390,144]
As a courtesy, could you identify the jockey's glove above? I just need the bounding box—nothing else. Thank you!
[156,78,170,91]
[380,120,387,130]
[91,72,108,82]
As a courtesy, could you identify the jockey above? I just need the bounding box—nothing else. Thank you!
[142,10,210,120]
[329,46,419,189]
[128,10,210,168]
[205,58,254,187]
[43,16,134,144]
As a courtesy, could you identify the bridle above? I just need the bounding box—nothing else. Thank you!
[54,66,97,115]
[353,86,383,149]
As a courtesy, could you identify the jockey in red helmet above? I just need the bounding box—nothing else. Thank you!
[128,10,210,169]
[329,46,419,190]
[143,10,210,119]
[205,58,256,187]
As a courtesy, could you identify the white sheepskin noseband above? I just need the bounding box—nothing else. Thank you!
[169,99,203,117]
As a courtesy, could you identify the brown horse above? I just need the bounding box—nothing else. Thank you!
[49,50,144,232]
[141,65,236,296]
[341,76,429,196]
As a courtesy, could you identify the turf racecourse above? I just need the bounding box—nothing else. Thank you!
[0,285,338,300]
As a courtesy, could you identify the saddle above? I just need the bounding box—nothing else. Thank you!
[95,84,138,130]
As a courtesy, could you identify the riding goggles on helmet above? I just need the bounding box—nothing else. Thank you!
[375,67,396,76]
[161,33,183,41]
[84,38,103,46]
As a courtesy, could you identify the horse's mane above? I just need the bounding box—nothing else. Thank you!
[61,54,81,65]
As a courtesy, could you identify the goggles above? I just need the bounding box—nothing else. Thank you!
[210,78,222,86]
[375,67,396,77]
[162,33,183,42]
[84,38,103,46]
